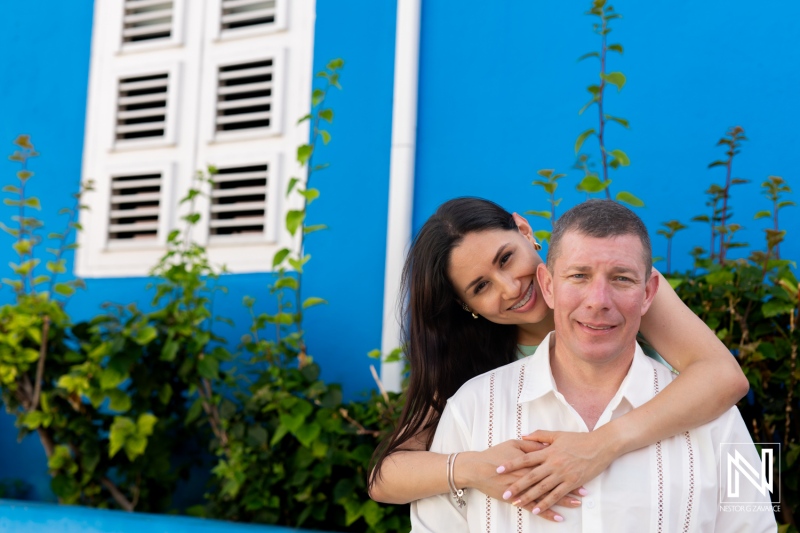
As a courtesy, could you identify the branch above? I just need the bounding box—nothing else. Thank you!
[198,377,229,449]
[369,365,390,404]
[31,315,50,411]
[340,407,379,437]
[100,476,135,512]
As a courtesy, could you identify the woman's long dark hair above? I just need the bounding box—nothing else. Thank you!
[369,197,521,489]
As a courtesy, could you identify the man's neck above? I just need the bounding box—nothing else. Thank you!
[548,334,635,430]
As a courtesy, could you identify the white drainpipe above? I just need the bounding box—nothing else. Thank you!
[380,0,421,392]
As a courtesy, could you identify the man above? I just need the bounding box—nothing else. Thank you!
[411,200,775,532]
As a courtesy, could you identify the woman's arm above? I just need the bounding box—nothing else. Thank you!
[497,269,749,511]
[369,434,579,521]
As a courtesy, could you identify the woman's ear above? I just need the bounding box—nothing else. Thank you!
[512,212,535,243]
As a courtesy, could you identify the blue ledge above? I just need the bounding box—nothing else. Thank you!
[0,500,335,533]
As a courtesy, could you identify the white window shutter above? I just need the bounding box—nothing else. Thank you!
[116,73,169,141]
[108,172,162,241]
[220,0,276,32]
[209,164,268,237]
[122,0,174,44]
[216,59,273,132]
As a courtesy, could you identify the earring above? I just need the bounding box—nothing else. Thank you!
[462,302,479,319]
[533,241,542,251]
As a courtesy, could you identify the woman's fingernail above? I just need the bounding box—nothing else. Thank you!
[571,499,581,506]
[496,466,505,473]
[502,490,512,500]
[554,514,564,522]
[531,507,541,515]
[578,488,589,496]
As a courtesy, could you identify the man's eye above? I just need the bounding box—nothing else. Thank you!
[615,276,632,282]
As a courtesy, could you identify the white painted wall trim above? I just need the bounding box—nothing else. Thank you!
[380,0,421,392]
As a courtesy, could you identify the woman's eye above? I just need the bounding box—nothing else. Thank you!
[474,281,488,294]
[499,252,512,266]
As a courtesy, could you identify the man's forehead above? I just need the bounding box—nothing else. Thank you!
[556,231,647,269]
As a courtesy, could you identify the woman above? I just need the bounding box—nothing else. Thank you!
[369,197,749,521]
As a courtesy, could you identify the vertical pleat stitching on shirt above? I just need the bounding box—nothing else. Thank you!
[515,366,525,533]
[653,368,665,533]
[486,372,496,533]
[681,431,696,532]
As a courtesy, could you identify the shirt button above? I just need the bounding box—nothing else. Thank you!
[585,498,595,509]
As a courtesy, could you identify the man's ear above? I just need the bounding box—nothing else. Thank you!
[640,270,660,316]
[512,213,535,245]
[537,263,555,310]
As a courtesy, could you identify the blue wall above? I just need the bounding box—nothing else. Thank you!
[412,0,799,270]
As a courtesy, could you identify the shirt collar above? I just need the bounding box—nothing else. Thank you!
[518,331,655,408]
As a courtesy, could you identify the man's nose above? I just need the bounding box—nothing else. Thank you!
[585,278,612,309]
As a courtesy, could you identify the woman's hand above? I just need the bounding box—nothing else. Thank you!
[459,439,582,522]
[496,430,615,514]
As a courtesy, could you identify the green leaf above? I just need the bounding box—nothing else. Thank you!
[762,299,795,318]
[159,383,172,405]
[577,51,600,62]
[161,341,179,362]
[533,230,551,243]
[605,115,629,128]
[524,210,552,219]
[575,128,596,154]
[134,326,157,346]
[294,422,321,448]
[311,89,325,107]
[319,130,331,145]
[302,297,327,309]
[108,389,132,413]
[3,185,20,194]
[23,197,41,210]
[198,355,220,379]
[137,413,157,437]
[327,58,344,70]
[318,109,333,123]
[53,283,75,297]
[304,224,328,235]
[608,43,624,54]
[616,191,644,207]
[286,210,305,236]
[286,177,299,197]
[272,248,291,267]
[753,210,771,220]
[109,417,135,458]
[298,188,320,203]
[297,144,314,166]
[274,276,299,291]
[296,113,312,124]
[577,175,610,193]
[360,500,385,527]
[100,367,126,389]
[602,71,626,91]
[608,149,630,166]
[578,98,596,115]
[367,349,381,359]
[778,200,796,209]
[787,444,800,468]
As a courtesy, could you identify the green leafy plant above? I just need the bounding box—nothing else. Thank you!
[573,0,642,207]
[526,169,566,243]
[656,220,687,275]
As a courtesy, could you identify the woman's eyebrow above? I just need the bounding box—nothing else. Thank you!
[463,243,510,293]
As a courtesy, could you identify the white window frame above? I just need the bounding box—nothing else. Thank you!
[77,0,315,278]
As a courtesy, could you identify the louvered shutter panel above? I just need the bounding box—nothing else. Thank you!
[216,60,272,132]
[116,73,169,140]
[220,0,276,31]
[210,164,268,236]
[108,173,162,241]
[122,0,174,44]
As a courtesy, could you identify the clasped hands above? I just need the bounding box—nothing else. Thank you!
[458,429,613,523]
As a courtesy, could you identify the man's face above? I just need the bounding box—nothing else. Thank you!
[537,231,659,366]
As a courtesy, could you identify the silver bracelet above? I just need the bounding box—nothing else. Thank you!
[447,452,467,508]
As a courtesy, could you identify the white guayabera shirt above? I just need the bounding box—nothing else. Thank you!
[411,333,776,533]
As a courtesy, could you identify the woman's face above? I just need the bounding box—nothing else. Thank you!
[447,214,550,327]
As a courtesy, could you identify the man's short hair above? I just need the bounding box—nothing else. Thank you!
[546,199,652,278]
